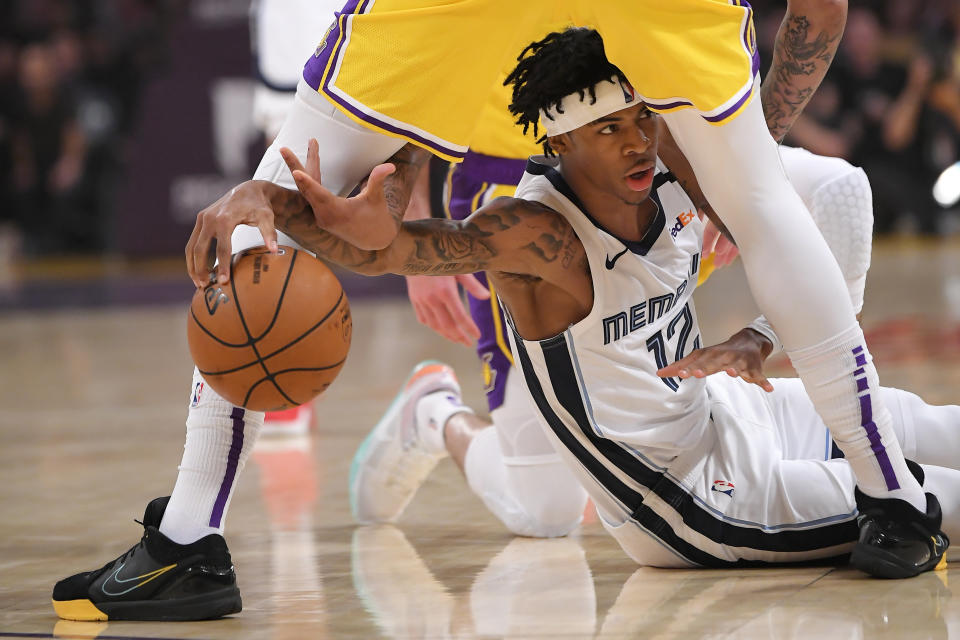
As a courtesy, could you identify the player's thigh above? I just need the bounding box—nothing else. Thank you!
[584,0,756,119]
[305,0,551,158]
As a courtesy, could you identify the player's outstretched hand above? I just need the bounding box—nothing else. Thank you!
[186,182,279,289]
[281,138,400,250]
[406,273,490,346]
[657,327,774,392]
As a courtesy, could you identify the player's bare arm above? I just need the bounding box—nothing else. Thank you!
[185,141,430,288]
[762,0,848,142]
[282,143,593,339]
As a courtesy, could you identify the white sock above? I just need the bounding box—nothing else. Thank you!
[159,368,265,544]
[414,390,472,455]
[788,324,926,511]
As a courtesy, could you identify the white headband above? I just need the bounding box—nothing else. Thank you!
[539,76,638,138]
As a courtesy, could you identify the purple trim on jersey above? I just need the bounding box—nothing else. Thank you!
[852,347,899,490]
[303,0,465,160]
[209,407,246,528]
[702,84,755,123]
[302,0,365,90]
[646,98,695,111]
[460,151,527,186]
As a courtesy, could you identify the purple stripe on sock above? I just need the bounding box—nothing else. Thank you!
[856,377,869,392]
[209,407,245,528]
[853,345,864,354]
[854,368,864,376]
[855,353,867,367]
[857,387,900,490]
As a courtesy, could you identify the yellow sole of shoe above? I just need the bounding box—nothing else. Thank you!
[52,598,108,621]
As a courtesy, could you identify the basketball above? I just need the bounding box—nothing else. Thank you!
[186,247,352,411]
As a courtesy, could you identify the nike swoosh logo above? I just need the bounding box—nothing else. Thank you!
[101,561,177,597]
[605,246,629,270]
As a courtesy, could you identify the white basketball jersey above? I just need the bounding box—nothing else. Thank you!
[507,156,707,526]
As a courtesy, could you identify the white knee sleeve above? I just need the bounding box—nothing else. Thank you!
[464,372,587,538]
[780,146,873,314]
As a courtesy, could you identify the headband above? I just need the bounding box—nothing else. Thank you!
[539,76,638,137]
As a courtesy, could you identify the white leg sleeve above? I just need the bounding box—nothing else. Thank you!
[919,465,960,543]
[662,91,923,508]
[463,371,588,538]
[253,79,405,196]
[882,387,960,470]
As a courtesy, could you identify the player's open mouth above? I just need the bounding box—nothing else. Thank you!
[625,166,654,192]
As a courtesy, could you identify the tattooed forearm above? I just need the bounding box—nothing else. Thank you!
[761,4,846,142]
[269,184,380,270]
[357,144,430,230]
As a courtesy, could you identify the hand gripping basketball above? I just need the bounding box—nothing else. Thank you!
[187,247,352,411]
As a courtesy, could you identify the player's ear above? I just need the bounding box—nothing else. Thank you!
[547,134,568,154]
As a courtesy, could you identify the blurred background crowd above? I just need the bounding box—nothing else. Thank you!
[0,0,958,260]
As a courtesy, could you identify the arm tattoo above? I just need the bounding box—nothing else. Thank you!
[271,187,381,270]
[356,144,429,232]
[761,13,843,142]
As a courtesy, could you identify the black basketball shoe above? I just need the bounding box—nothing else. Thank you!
[850,462,949,579]
[52,497,242,621]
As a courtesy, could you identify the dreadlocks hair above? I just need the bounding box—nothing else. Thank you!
[504,27,627,156]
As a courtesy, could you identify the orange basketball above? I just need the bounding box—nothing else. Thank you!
[187,247,351,411]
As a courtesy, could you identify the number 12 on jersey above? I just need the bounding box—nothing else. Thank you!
[646,301,700,391]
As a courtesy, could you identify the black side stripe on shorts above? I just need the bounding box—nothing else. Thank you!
[512,331,752,568]
[534,332,859,555]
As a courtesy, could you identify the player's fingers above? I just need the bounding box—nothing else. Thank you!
[305,138,322,181]
[444,293,481,342]
[279,146,305,175]
[363,163,397,201]
[458,273,490,299]
[291,170,336,217]
[186,216,206,288]
[421,300,462,345]
[214,232,232,285]
[190,219,216,288]
[434,302,473,347]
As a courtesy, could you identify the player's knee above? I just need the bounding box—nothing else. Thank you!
[502,478,588,538]
[499,498,585,539]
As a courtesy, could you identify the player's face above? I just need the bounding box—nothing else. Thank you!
[555,103,660,206]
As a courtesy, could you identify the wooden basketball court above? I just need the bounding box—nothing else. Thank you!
[2,238,959,639]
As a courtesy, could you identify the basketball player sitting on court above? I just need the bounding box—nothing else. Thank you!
[349,51,877,543]
[277,28,956,575]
